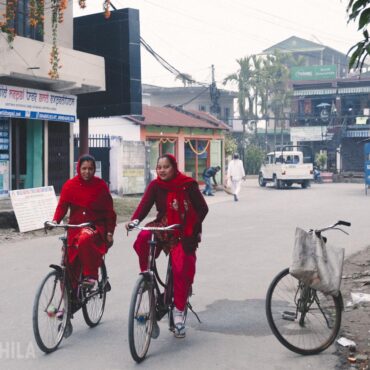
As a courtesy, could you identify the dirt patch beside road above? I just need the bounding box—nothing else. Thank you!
[337,245,370,369]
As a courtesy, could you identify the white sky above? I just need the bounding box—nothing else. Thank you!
[73,0,361,88]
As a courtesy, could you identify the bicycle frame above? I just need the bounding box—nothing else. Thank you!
[142,232,174,321]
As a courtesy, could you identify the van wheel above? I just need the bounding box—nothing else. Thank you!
[301,181,309,189]
[258,173,266,187]
[273,175,281,189]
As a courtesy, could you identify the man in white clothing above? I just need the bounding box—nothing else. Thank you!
[227,153,246,201]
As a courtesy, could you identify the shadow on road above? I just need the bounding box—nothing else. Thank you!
[188,299,271,337]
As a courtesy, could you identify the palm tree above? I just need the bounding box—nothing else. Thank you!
[223,56,255,160]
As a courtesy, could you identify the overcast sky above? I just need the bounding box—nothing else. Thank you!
[73,0,361,88]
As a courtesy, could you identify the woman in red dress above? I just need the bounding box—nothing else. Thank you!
[53,154,117,288]
[126,154,208,338]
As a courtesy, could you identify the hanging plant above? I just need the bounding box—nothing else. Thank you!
[0,0,110,79]
[103,0,111,19]
[0,0,17,43]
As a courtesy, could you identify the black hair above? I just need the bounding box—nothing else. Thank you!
[233,153,239,159]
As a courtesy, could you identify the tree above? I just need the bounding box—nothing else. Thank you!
[223,57,255,126]
[245,145,265,175]
[346,0,370,69]
[224,133,238,157]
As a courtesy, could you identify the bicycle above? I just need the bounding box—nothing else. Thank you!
[265,220,351,355]
[127,220,201,363]
[32,221,110,353]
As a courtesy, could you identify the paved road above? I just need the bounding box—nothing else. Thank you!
[1,180,369,370]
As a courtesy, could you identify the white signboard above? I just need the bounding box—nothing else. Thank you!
[291,126,330,142]
[9,186,58,232]
[0,84,76,122]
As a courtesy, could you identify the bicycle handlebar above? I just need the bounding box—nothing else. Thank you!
[314,220,351,236]
[44,221,93,230]
[127,219,181,232]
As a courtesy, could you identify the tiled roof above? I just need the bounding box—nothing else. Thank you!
[124,105,230,130]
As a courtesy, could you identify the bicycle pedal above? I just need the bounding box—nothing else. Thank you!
[282,311,296,321]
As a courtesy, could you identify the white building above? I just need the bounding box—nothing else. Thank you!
[0,2,105,194]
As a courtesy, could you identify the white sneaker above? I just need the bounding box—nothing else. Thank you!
[173,308,186,338]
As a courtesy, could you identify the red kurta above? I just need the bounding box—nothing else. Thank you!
[132,173,208,311]
[53,163,116,280]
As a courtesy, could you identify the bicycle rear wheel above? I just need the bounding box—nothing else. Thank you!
[128,275,155,363]
[32,270,70,353]
[266,268,342,355]
[82,262,107,327]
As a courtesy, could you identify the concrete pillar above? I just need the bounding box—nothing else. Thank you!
[178,129,185,172]
[79,117,89,156]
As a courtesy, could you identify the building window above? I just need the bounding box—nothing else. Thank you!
[224,107,231,125]
[184,139,209,181]
[9,0,43,41]
[199,105,206,112]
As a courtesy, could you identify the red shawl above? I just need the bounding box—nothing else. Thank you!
[154,154,198,241]
[53,156,116,246]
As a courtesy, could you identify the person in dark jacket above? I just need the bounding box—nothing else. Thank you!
[202,165,221,196]
[125,154,208,339]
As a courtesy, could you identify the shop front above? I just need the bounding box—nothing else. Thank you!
[143,126,225,183]
[0,84,77,196]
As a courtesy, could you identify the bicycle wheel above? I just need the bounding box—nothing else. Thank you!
[266,268,342,355]
[82,262,107,327]
[128,275,155,363]
[32,270,70,353]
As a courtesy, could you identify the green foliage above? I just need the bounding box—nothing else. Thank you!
[224,133,238,157]
[244,145,265,175]
[315,152,327,170]
[346,0,370,69]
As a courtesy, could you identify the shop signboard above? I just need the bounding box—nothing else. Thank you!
[0,84,76,122]
[290,126,333,142]
[291,65,337,81]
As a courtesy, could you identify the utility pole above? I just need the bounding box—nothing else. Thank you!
[210,64,220,118]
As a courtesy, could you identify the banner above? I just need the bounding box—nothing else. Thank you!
[0,84,76,122]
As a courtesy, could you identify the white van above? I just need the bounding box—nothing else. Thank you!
[258,150,313,189]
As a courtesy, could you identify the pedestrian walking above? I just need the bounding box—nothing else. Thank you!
[202,165,221,196]
[227,153,245,201]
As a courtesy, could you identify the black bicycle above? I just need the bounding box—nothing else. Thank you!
[265,220,350,355]
[32,221,110,353]
[127,220,200,363]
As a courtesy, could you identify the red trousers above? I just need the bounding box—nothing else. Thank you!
[133,230,196,311]
[67,228,106,287]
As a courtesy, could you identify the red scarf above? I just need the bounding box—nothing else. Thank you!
[154,155,198,239]
[59,158,113,214]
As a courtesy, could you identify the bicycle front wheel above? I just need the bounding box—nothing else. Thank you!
[32,270,70,353]
[128,275,155,363]
[82,262,107,327]
[266,268,342,355]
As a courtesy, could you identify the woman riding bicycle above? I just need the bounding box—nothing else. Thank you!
[125,153,208,338]
[52,154,116,333]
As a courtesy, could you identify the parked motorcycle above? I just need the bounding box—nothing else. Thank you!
[313,167,322,183]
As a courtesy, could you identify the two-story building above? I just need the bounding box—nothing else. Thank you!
[142,84,236,126]
[0,2,106,194]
